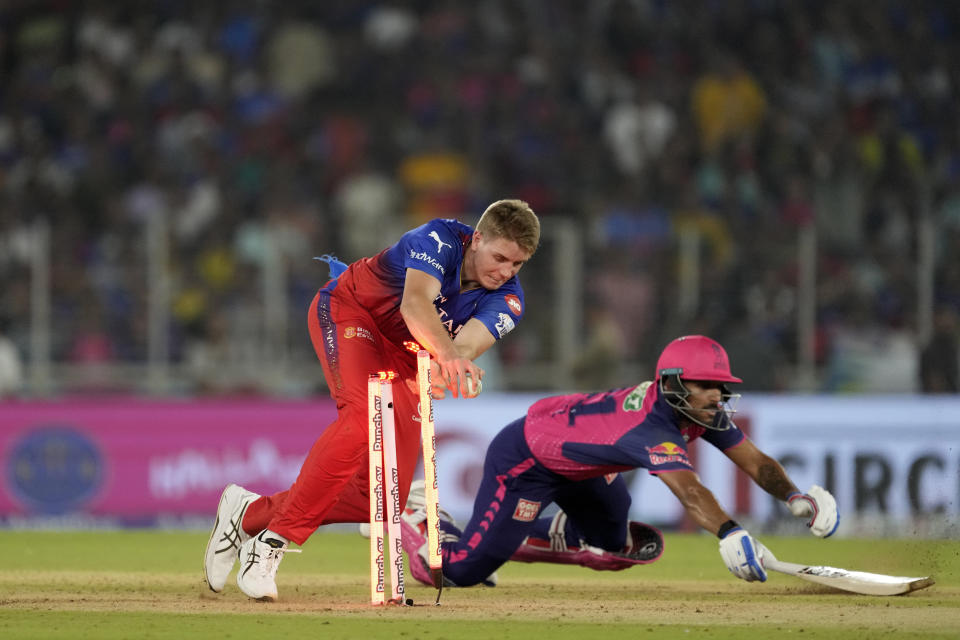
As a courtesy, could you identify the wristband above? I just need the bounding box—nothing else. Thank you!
[716,519,740,539]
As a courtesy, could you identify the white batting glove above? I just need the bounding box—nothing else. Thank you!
[718,528,767,582]
[787,485,839,538]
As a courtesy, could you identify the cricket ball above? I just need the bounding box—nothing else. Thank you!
[465,373,482,398]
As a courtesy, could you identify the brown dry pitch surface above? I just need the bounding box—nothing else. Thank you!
[0,531,957,639]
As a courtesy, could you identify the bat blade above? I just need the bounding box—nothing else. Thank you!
[765,557,935,596]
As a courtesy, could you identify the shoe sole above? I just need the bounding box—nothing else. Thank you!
[203,485,236,592]
[250,594,277,602]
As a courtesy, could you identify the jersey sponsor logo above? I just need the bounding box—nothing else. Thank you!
[343,326,375,342]
[504,294,522,315]
[434,294,465,338]
[622,381,652,412]
[409,249,446,275]
[513,498,541,522]
[428,230,453,253]
[494,312,515,338]
[645,441,691,467]
[441,317,463,338]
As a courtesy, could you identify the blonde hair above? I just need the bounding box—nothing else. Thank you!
[476,199,540,255]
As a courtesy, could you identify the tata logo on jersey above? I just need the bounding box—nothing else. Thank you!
[504,294,522,315]
[409,249,446,274]
[646,442,691,466]
[434,294,465,338]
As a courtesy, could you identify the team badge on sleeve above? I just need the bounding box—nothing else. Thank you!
[622,381,651,412]
[495,312,515,338]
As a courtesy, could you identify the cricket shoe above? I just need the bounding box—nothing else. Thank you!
[236,529,300,601]
[399,507,440,587]
[400,501,498,588]
[400,479,451,586]
[203,484,261,592]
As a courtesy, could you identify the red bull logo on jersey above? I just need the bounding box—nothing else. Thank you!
[645,442,691,467]
[504,294,522,315]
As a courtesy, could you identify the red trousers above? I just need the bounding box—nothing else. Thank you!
[242,291,423,545]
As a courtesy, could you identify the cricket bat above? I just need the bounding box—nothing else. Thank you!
[762,546,935,596]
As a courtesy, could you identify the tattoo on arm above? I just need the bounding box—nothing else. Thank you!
[757,462,794,501]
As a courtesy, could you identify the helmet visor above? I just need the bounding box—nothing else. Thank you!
[660,375,741,431]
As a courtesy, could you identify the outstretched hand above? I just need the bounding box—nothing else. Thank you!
[435,355,483,399]
[427,358,447,399]
[718,528,767,582]
[787,485,839,538]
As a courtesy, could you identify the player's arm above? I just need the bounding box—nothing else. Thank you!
[723,438,798,500]
[451,317,496,360]
[400,268,481,398]
[724,438,839,538]
[656,469,733,535]
[657,469,766,582]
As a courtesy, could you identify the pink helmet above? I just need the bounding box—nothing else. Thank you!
[655,335,742,383]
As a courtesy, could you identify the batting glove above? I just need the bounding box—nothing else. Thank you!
[718,528,767,582]
[787,485,839,538]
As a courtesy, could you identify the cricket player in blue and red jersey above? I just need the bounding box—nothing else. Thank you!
[402,335,840,588]
[203,200,540,600]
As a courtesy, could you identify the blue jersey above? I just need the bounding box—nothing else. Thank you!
[524,382,745,480]
[324,219,525,347]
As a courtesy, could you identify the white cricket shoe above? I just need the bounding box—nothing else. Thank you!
[203,484,261,592]
[237,529,299,601]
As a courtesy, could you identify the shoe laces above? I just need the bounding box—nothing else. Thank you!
[245,537,300,579]
[261,545,299,579]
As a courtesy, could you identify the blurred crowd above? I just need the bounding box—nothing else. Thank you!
[1,0,959,396]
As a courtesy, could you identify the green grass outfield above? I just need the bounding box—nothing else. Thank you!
[0,530,957,639]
